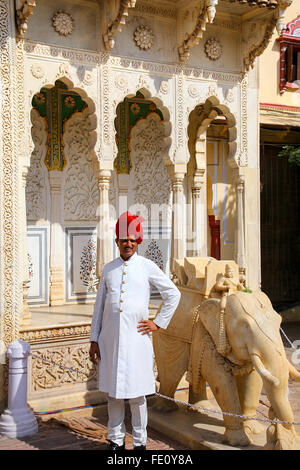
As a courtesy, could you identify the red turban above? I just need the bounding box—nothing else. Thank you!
[115,211,145,245]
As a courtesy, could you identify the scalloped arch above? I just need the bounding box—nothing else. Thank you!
[188,95,238,172]
[31,77,98,169]
[113,87,172,174]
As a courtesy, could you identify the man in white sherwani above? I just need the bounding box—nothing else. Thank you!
[89,211,181,451]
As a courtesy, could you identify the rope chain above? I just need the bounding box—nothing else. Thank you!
[29,333,300,427]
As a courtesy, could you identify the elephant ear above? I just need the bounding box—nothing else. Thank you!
[198,298,222,350]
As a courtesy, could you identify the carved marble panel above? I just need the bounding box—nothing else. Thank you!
[63,110,98,222]
[65,227,98,302]
[130,113,172,218]
[26,109,49,222]
[26,227,49,305]
[29,342,97,392]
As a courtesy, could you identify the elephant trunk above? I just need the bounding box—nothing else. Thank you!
[288,360,300,382]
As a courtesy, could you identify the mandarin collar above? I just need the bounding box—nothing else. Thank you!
[119,252,138,264]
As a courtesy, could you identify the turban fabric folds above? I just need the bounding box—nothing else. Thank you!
[115,211,145,245]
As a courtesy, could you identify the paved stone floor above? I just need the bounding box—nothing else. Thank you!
[0,414,189,451]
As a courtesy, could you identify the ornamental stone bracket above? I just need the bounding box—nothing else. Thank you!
[103,0,137,51]
[242,0,292,72]
[178,0,218,63]
[15,0,36,36]
[177,0,292,69]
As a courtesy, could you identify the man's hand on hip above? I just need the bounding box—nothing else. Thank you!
[89,341,101,365]
[137,320,160,335]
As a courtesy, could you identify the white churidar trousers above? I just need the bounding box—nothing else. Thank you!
[107,395,147,446]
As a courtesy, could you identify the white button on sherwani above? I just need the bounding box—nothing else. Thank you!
[90,252,181,399]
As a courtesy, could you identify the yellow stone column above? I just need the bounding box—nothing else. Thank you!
[96,169,113,278]
[170,167,186,273]
[49,171,65,306]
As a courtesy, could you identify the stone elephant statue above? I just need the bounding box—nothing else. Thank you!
[190,289,300,449]
[154,285,300,449]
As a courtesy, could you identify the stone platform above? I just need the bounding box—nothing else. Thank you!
[19,301,162,413]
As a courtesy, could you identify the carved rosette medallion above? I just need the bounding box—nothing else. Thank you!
[30,64,45,79]
[159,80,169,95]
[52,11,74,36]
[115,74,128,91]
[134,25,154,50]
[188,84,199,99]
[204,38,222,61]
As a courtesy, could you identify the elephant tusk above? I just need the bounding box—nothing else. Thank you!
[250,354,280,387]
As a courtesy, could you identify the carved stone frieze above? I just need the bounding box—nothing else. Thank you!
[24,40,242,85]
[134,2,176,20]
[20,323,91,344]
[24,40,104,65]
[30,344,96,390]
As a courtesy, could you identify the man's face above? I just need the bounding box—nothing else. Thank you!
[116,236,138,260]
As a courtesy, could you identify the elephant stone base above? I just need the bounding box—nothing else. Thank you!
[148,390,300,451]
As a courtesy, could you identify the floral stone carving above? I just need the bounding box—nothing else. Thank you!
[204,37,222,61]
[80,236,98,293]
[134,25,154,50]
[52,11,74,37]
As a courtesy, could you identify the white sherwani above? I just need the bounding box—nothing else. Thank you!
[90,252,181,399]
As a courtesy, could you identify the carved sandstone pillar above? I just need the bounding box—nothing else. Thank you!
[191,170,207,257]
[170,173,185,273]
[49,171,65,306]
[235,174,246,276]
[96,170,112,278]
[20,167,31,325]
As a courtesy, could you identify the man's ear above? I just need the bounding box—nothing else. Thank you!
[115,238,119,245]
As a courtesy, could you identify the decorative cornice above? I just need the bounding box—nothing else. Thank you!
[24,40,106,65]
[134,2,176,19]
[20,322,91,344]
[23,40,243,84]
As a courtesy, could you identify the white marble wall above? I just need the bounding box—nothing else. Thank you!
[21,2,260,293]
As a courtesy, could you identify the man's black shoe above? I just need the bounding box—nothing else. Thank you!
[107,440,125,451]
[133,445,146,450]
